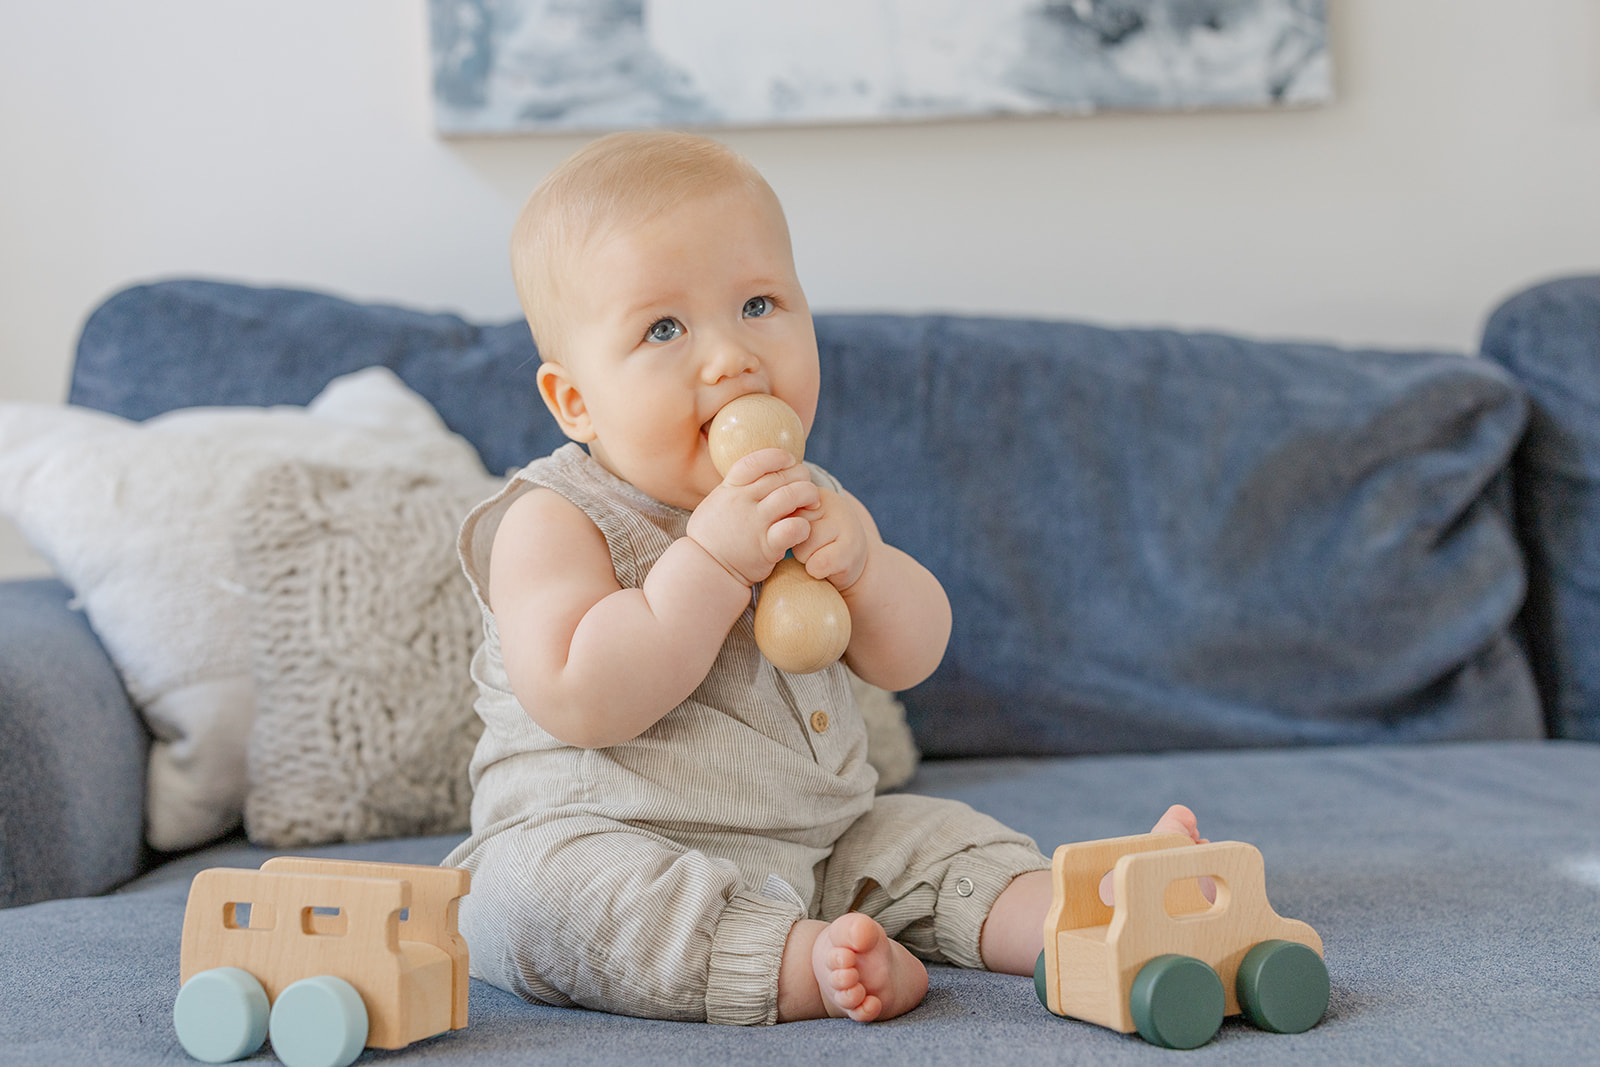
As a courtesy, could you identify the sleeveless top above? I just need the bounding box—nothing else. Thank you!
[455,444,878,876]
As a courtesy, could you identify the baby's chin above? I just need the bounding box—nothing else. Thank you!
[656,463,721,512]
[684,474,722,509]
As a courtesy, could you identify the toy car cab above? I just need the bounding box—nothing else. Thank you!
[1035,833,1327,1049]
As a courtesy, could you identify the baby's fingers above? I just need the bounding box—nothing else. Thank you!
[723,447,802,487]
[758,478,820,525]
[798,540,841,581]
[767,515,812,554]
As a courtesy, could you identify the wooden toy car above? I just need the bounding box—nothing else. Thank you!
[173,858,470,1067]
[1034,833,1327,1049]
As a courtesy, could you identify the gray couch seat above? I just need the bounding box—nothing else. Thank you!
[3,741,1596,1065]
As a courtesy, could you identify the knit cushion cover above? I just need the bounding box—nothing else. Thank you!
[236,461,498,847]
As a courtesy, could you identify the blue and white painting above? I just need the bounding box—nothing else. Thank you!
[429,0,1331,135]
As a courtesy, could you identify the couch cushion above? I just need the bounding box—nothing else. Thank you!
[72,280,1542,758]
[1482,275,1600,741]
[808,316,1541,756]
[234,460,499,848]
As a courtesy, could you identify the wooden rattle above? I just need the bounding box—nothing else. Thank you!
[707,393,852,674]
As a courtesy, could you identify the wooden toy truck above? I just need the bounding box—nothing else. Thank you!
[1035,833,1328,1049]
[174,858,470,1067]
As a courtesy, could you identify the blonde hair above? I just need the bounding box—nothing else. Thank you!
[511,131,784,362]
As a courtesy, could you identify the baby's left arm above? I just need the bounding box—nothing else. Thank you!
[792,486,951,692]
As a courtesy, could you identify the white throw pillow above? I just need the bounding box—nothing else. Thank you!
[0,369,492,851]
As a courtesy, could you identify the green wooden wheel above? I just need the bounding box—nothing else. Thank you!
[1129,954,1225,1049]
[1033,949,1063,1015]
[1236,940,1329,1034]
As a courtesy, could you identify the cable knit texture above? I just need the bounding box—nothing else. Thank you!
[237,461,499,847]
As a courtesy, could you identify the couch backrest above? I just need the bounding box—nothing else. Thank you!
[71,280,563,478]
[73,279,1545,756]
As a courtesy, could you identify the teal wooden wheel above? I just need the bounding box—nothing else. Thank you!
[267,975,369,1067]
[1128,954,1225,1049]
[1236,940,1330,1034]
[172,966,269,1063]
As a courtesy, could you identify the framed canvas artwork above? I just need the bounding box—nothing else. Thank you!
[429,0,1331,135]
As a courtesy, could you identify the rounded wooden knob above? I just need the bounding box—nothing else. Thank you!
[708,393,806,477]
[755,557,852,674]
[706,394,851,674]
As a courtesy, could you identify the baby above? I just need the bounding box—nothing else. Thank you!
[444,131,1203,1025]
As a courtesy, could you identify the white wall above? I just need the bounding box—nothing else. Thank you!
[2,0,1598,578]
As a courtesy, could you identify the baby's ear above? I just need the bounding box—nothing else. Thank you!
[537,361,596,442]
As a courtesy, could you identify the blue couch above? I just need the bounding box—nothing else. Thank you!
[3,276,1598,1064]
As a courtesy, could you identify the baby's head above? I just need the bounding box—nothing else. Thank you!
[512,131,789,364]
[513,132,820,509]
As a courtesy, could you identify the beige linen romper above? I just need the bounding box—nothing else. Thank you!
[444,444,1048,1025]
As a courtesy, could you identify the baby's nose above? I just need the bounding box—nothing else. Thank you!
[701,337,759,381]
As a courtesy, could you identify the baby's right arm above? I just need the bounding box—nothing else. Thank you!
[488,449,816,748]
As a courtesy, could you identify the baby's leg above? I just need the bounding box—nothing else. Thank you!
[449,817,805,1025]
[820,794,1053,982]
[980,804,1208,975]
[976,870,1055,975]
[777,915,928,1022]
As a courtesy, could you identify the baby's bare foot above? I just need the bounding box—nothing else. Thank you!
[1151,803,1205,844]
[1099,804,1214,906]
[811,913,928,1022]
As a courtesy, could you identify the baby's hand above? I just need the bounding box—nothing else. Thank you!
[791,487,870,592]
[686,448,820,586]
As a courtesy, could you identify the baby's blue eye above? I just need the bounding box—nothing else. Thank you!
[742,296,775,319]
[645,318,684,344]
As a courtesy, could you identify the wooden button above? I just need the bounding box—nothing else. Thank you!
[810,710,830,733]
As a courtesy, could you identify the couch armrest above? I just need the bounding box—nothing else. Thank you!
[0,579,150,907]
[1482,275,1600,741]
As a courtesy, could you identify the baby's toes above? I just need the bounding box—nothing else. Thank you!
[848,994,883,1023]
[831,978,867,1010]
[823,945,858,973]
[828,965,864,996]
[1152,804,1200,841]
[834,913,885,954]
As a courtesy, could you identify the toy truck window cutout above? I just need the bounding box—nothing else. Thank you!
[1035,833,1328,1050]
[173,858,470,1067]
